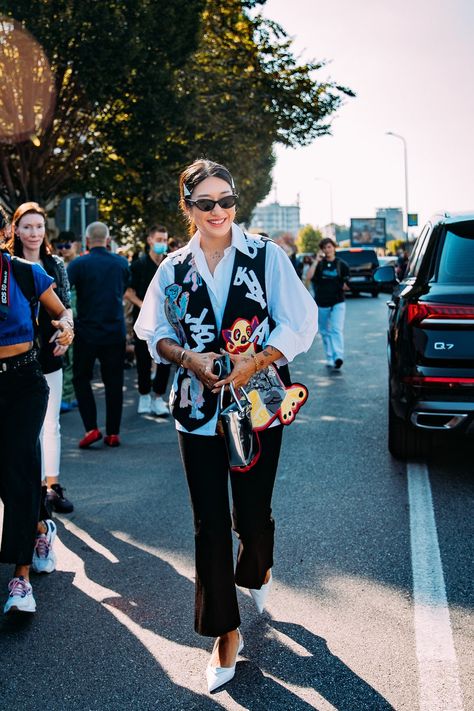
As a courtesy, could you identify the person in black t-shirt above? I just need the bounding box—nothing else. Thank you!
[307,238,349,369]
[125,226,171,416]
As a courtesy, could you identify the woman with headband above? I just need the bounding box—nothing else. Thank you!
[136,159,317,692]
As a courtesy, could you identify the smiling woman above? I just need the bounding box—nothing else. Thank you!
[7,202,75,513]
[135,158,318,693]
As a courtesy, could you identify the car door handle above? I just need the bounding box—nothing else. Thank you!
[387,300,396,309]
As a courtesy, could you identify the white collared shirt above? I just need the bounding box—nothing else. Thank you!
[135,224,318,435]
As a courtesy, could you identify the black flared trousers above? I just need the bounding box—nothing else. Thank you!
[178,425,283,637]
[0,361,49,565]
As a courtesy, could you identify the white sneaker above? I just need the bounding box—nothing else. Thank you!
[137,393,152,414]
[4,577,36,614]
[31,519,57,574]
[151,396,169,417]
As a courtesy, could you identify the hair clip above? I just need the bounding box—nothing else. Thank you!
[183,183,192,198]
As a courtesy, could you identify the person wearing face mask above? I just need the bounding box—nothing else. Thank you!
[125,226,171,416]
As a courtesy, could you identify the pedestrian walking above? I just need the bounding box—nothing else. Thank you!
[135,159,317,692]
[0,206,74,613]
[125,225,171,416]
[67,221,130,448]
[8,203,74,514]
[306,237,350,369]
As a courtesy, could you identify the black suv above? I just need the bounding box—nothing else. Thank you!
[336,248,380,297]
[375,212,474,458]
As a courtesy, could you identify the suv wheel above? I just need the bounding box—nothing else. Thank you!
[388,399,431,459]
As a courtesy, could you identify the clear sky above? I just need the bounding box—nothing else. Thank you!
[259,0,474,233]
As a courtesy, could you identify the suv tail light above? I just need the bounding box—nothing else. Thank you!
[407,302,474,325]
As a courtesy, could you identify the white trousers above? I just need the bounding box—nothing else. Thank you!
[318,301,346,364]
[40,368,63,480]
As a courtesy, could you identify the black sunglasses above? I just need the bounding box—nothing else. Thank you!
[56,242,72,250]
[185,195,238,212]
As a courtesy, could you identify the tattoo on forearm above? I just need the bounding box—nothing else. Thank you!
[262,346,276,359]
[159,338,183,364]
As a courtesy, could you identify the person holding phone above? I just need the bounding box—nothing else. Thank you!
[8,203,75,518]
[1,205,73,613]
[135,159,317,692]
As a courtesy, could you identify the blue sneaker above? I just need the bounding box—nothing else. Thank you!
[31,520,57,574]
[4,577,36,614]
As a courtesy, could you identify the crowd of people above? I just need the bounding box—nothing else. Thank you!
[0,160,323,692]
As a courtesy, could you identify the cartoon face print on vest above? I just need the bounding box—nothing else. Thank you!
[164,283,189,346]
[222,316,259,354]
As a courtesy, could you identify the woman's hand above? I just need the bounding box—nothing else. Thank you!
[212,351,255,393]
[185,350,222,390]
[50,318,74,351]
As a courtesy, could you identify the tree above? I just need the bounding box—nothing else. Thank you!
[296,224,322,253]
[0,0,204,219]
[0,0,353,241]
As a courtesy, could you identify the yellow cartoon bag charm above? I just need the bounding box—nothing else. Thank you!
[246,365,308,430]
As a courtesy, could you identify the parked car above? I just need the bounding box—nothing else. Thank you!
[336,248,380,297]
[374,211,474,458]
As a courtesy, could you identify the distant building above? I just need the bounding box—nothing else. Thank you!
[249,201,300,238]
[376,207,404,241]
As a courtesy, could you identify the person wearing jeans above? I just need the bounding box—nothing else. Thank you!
[67,221,130,448]
[307,237,350,369]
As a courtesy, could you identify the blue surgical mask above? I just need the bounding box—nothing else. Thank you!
[153,243,168,255]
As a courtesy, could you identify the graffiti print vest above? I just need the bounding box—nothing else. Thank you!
[166,236,288,431]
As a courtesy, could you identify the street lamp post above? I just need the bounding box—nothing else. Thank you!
[314,177,335,240]
[385,131,409,243]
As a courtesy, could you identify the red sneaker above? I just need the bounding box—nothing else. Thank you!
[78,429,102,449]
[104,434,120,447]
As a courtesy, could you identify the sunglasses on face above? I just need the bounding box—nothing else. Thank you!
[185,195,238,212]
[56,242,72,250]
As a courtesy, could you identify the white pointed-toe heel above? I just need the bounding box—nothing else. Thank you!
[206,629,244,693]
[249,570,272,614]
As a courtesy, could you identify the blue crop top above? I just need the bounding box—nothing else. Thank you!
[0,256,54,346]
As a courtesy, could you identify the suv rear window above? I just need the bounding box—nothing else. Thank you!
[436,222,474,284]
[337,250,379,267]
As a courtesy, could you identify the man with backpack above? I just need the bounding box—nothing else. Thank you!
[306,238,350,370]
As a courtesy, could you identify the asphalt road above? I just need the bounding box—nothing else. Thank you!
[0,294,472,711]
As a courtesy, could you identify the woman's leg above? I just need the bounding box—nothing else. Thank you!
[318,306,334,364]
[40,369,63,486]
[231,426,283,589]
[330,301,346,363]
[178,432,240,637]
[0,365,49,567]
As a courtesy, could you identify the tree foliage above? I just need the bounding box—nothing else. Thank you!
[296,224,322,253]
[0,0,353,241]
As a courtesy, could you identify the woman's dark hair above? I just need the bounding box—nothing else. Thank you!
[6,202,52,258]
[179,159,236,235]
[319,237,337,250]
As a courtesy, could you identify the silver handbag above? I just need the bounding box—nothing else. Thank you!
[219,381,260,471]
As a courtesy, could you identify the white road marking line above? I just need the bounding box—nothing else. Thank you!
[407,461,464,711]
[56,515,119,563]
